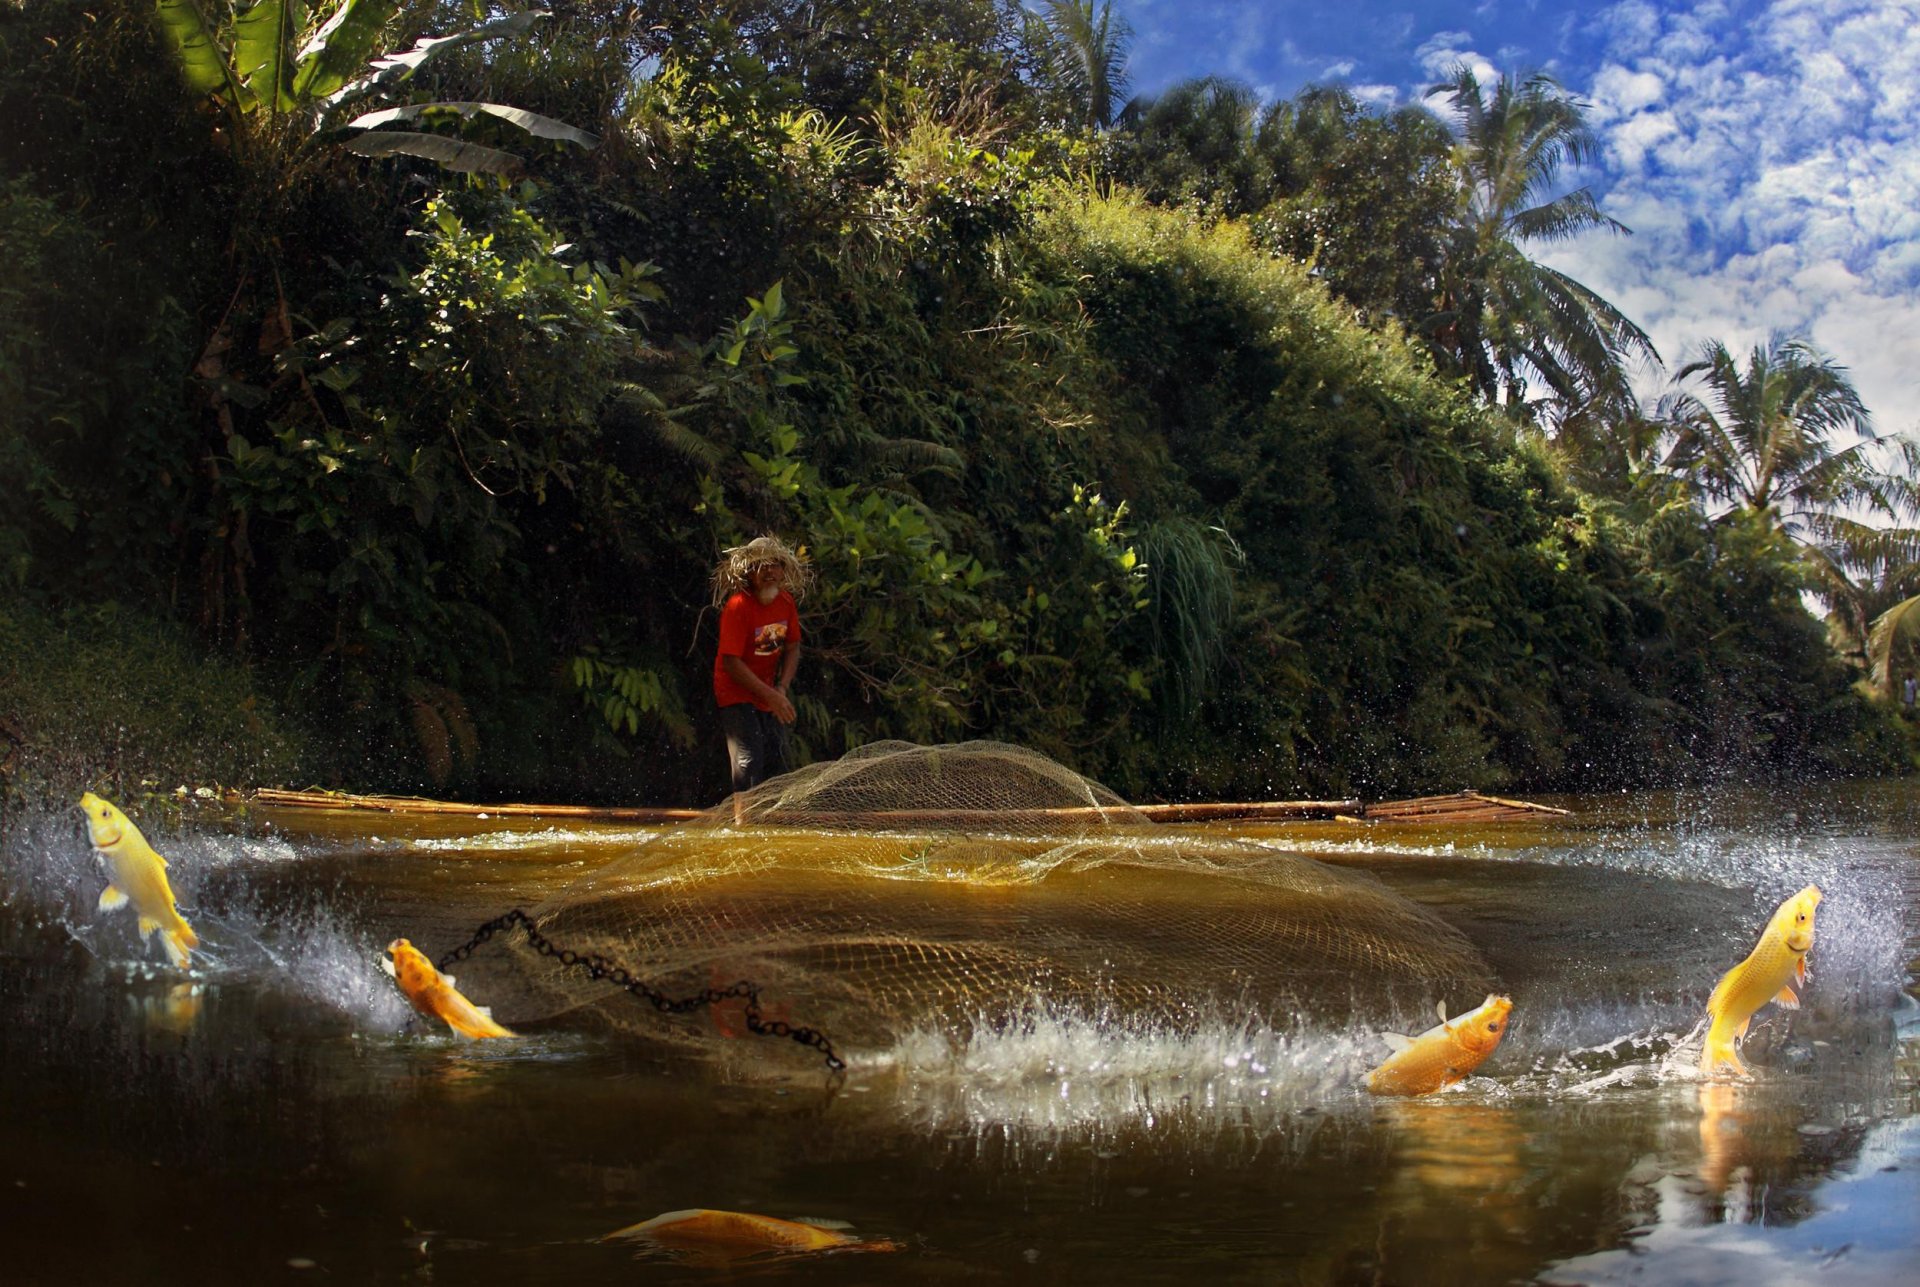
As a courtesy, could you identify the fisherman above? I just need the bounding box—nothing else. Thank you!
[710,535,812,805]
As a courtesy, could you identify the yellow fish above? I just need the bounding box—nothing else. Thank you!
[382,938,515,1039]
[604,1208,896,1257]
[1366,994,1513,1096]
[78,792,199,969]
[1700,884,1821,1079]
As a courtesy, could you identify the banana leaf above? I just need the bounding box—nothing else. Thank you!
[347,101,598,148]
[342,130,522,175]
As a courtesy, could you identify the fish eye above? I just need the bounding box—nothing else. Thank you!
[1487,1020,1502,1032]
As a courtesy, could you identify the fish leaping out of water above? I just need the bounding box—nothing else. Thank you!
[1366,994,1513,1096]
[1700,884,1821,1079]
[383,938,516,1039]
[78,792,199,969]
[603,1208,898,1257]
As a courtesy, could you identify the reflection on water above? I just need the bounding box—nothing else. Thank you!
[0,781,1916,1283]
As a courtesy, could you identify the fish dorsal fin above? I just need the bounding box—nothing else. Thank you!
[442,973,456,989]
[380,956,397,980]
[476,1005,493,1019]
[1773,985,1800,1011]
[790,1216,854,1231]
[1382,1032,1413,1054]
[98,885,128,911]
[1436,1000,1448,1023]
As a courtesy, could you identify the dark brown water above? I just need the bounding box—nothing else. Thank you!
[2,781,1916,1284]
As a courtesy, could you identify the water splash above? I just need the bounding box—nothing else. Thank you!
[877,1003,1398,1136]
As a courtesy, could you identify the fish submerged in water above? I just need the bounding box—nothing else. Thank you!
[383,938,515,1039]
[604,1209,897,1258]
[1366,994,1513,1096]
[77,792,200,969]
[1700,884,1821,1079]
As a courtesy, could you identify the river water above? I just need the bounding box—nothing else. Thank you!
[1,780,1915,1284]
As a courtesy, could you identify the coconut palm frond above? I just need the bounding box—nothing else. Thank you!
[1867,594,1920,695]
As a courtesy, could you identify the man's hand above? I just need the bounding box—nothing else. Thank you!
[769,687,796,723]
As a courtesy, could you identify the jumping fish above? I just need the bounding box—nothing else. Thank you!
[604,1209,897,1257]
[1366,994,1513,1096]
[1700,884,1821,1079]
[383,938,515,1039]
[78,792,200,968]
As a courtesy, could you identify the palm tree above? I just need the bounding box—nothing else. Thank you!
[1026,0,1131,131]
[1426,66,1655,414]
[1660,335,1920,692]
[1659,336,1906,536]
[1807,509,1920,681]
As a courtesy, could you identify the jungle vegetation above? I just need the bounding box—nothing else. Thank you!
[3,0,1916,808]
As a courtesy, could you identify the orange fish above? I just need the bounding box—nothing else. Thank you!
[604,1209,897,1258]
[1366,994,1513,1096]
[1700,885,1820,1079]
[382,938,515,1039]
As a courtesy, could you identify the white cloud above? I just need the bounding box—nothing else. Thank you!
[1415,31,1498,86]
[1587,64,1664,119]
[1350,82,1403,108]
[1550,0,1920,430]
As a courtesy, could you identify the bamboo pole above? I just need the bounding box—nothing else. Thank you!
[229,787,1563,826]
[234,787,704,824]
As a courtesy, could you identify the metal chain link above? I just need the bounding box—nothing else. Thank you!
[437,909,845,1071]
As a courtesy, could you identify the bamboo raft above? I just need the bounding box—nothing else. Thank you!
[233,787,1568,826]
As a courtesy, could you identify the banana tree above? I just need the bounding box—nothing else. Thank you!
[155,1,598,174]
[150,1,599,647]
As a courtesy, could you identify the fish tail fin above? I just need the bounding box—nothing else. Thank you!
[176,917,199,951]
[159,927,194,969]
[1699,1034,1748,1080]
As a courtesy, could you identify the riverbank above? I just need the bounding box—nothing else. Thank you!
[0,601,308,818]
[7,593,1918,823]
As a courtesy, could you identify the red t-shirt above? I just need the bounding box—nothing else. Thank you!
[712,590,801,709]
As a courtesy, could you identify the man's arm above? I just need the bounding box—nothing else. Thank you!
[776,639,801,694]
[722,654,796,723]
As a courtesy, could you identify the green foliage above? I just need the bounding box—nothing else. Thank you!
[0,596,307,815]
[1113,76,1268,215]
[1251,87,1456,329]
[5,0,1905,806]
[213,186,662,786]
[570,651,695,745]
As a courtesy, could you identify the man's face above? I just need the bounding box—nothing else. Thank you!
[749,562,785,603]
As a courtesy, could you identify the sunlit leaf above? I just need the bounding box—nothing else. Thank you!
[156,0,247,103]
[343,130,522,175]
[292,0,399,101]
[347,101,598,148]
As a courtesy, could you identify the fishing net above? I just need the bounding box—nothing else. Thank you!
[447,741,1494,1063]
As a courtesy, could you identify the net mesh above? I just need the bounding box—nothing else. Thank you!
[449,742,1494,1059]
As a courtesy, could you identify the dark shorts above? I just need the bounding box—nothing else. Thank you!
[719,702,789,794]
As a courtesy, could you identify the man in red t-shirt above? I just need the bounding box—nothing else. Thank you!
[709,535,811,799]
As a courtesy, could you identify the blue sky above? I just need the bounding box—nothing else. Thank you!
[1118,0,1920,431]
